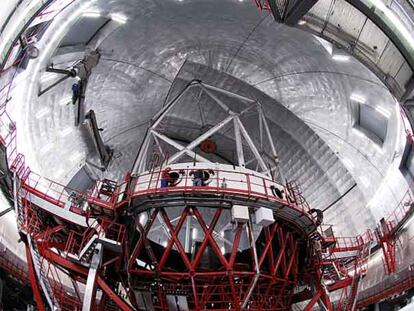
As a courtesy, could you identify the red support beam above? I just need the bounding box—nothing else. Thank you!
[25,243,46,311]
[229,223,244,268]
[96,274,134,311]
[192,207,228,270]
[304,289,321,311]
[158,207,192,271]
[128,208,159,271]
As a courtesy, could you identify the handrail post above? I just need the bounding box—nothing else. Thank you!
[184,168,188,190]
[246,174,251,197]
[263,178,268,200]
[216,169,219,191]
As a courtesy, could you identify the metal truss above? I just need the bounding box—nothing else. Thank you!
[128,206,300,310]
[254,0,318,26]
[15,195,131,311]
[132,80,283,180]
[375,219,396,275]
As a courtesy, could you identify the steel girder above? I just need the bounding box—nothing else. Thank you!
[127,206,301,310]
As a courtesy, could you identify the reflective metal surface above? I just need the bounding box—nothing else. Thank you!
[1,0,414,298]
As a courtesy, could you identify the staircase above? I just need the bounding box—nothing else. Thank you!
[29,237,61,310]
[67,233,99,264]
[65,220,125,264]
[330,233,372,310]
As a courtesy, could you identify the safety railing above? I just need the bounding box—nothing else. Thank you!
[253,0,271,11]
[385,190,414,229]
[113,178,130,207]
[357,263,414,308]
[0,247,28,283]
[88,179,119,209]
[328,229,373,256]
[100,218,126,244]
[22,170,94,218]
[23,202,43,237]
[39,253,82,311]
[65,218,126,258]
[0,0,95,221]
[329,236,362,253]
[129,166,309,212]
[64,230,83,256]
[65,220,101,256]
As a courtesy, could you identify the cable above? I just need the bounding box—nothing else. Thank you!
[303,118,400,204]
[322,183,357,212]
[252,69,388,90]
[225,13,271,72]
[105,119,152,143]
[100,57,173,83]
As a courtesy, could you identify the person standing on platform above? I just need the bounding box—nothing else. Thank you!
[160,167,171,188]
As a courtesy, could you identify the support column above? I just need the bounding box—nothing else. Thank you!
[25,244,45,311]
[82,243,103,311]
[185,215,192,253]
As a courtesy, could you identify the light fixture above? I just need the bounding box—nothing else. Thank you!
[342,158,354,169]
[82,12,101,18]
[353,128,365,138]
[35,107,51,119]
[110,13,127,24]
[350,93,366,104]
[54,168,65,177]
[60,127,74,137]
[139,213,147,225]
[375,106,391,118]
[332,54,350,62]
[298,20,306,25]
[313,35,333,55]
[360,176,371,187]
[69,152,83,163]
[373,142,383,153]
[59,96,72,106]
[367,0,414,49]
[40,73,56,85]
[40,142,53,154]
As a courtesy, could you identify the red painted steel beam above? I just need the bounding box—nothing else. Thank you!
[228,223,243,268]
[41,245,134,310]
[272,228,290,275]
[192,207,228,270]
[96,274,134,311]
[328,277,353,292]
[304,289,322,311]
[25,243,46,311]
[258,223,279,268]
[292,288,312,303]
[128,208,158,271]
[158,207,192,271]
[320,288,333,311]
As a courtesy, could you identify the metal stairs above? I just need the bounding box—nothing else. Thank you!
[67,233,122,265]
[28,237,61,310]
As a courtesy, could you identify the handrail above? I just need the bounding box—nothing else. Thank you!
[130,167,300,208]
[65,218,126,257]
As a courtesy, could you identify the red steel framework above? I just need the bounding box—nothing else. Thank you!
[0,72,413,311]
[1,3,414,310]
[14,161,327,310]
[127,206,300,310]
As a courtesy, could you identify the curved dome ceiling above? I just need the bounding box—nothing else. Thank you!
[20,0,407,236]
